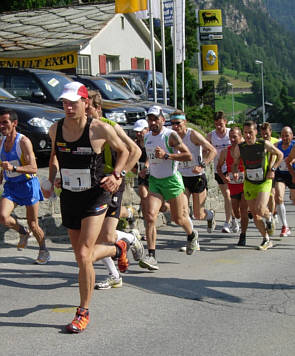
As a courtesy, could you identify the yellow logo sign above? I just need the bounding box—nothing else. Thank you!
[199,9,222,27]
[0,50,77,70]
[201,45,219,75]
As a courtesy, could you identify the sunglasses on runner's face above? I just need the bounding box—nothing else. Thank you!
[171,121,182,125]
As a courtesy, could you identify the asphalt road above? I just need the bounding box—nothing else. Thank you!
[1,193,295,356]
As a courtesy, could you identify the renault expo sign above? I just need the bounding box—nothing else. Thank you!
[201,44,219,75]
[199,9,222,33]
[0,50,77,70]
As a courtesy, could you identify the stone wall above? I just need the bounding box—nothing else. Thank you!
[0,163,224,243]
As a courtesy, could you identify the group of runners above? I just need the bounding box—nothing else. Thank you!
[0,81,294,334]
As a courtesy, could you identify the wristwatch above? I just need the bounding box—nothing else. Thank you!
[164,153,170,160]
[270,167,276,172]
[199,161,206,168]
[120,170,126,178]
[112,171,121,180]
[12,165,17,172]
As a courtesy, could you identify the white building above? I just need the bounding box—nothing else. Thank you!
[0,2,161,75]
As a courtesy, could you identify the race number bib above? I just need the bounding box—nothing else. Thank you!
[178,160,194,169]
[228,171,244,184]
[148,151,162,165]
[6,160,22,178]
[279,160,288,171]
[61,168,91,192]
[246,167,264,182]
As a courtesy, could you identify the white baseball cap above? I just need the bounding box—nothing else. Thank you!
[147,105,163,117]
[133,119,149,132]
[58,82,88,101]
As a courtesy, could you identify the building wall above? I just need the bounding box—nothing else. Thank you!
[80,14,152,75]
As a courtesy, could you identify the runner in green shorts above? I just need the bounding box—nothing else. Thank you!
[232,121,283,251]
[138,105,198,271]
[149,171,184,201]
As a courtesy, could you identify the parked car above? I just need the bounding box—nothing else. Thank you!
[102,73,148,101]
[0,87,64,155]
[110,69,170,104]
[72,74,175,126]
[0,67,73,109]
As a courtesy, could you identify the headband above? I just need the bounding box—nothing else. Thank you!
[170,114,186,120]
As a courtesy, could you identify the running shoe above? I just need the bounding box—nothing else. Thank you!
[207,210,216,233]
[222,222,230,233]
[35,249,50,265]
[266,218,275,236]
[280,226,291,237]
[139,255,159,270]
[115,240,129,273]
[17,228,32,251]
[130,229,144,261]
[186,230,200,255]
[95,275,122,290]
[66,307,89,333]
[259,239,273,251]
[231,219,240,233]
[237,233,246,246]
[248,211,253,220]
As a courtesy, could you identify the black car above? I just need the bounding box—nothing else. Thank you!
[0,87,64,155]
[0,67,73,109]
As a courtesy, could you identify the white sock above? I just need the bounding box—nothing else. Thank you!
[277,204,288,227]
[116,230,135,244]
[102,257,120,279]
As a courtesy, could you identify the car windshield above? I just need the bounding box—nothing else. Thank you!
[37,72,73,100]
[90,78,137,101]
[0,87,15,99]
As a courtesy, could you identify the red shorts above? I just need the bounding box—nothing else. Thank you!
[228,182,243,197]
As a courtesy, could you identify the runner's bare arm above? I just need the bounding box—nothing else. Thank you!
[156,131,192,162]
[191,130,217,165]
[216,148,229,183]
[113,123,141,172]
[231,144,241,175]
[2,136,37,175]
[264,140,284,169]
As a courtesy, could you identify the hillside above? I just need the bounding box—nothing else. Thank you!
[264,0,295,34]
[196,0,295,106]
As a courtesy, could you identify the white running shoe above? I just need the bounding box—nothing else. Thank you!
[222,222,230,233]
[231,219,240,233]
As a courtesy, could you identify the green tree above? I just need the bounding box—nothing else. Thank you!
[216,76,229,98]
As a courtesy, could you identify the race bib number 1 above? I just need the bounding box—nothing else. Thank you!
[61,168,91,191]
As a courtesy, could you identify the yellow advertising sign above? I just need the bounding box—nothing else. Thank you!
[0,51,77,70]
[201,44,218,75]
[199,9,222,33]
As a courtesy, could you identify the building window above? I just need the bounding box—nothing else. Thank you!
[77,55,91,74]
[106,55,120,73]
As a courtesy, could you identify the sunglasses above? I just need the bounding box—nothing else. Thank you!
[171,121,182,125]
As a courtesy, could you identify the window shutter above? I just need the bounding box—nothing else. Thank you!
[99,55,106,74]
[145,59,150,70]
[131,57,138,69]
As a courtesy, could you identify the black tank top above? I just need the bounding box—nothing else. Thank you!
[55,117,105,188]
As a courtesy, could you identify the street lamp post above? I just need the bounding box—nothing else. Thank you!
[255,59,265,123]
[227,82,234,121]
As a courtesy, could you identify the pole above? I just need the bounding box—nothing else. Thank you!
[149,0,157,103]
[173,0,177,107]
[181,0,185,111]
[196,9,202,91]
[231,86,234,121]
[160,0,167,105]
[261,62,265,123]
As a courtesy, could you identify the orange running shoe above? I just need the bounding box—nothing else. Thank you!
[116,240,129,273]
[66,307,89,333]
